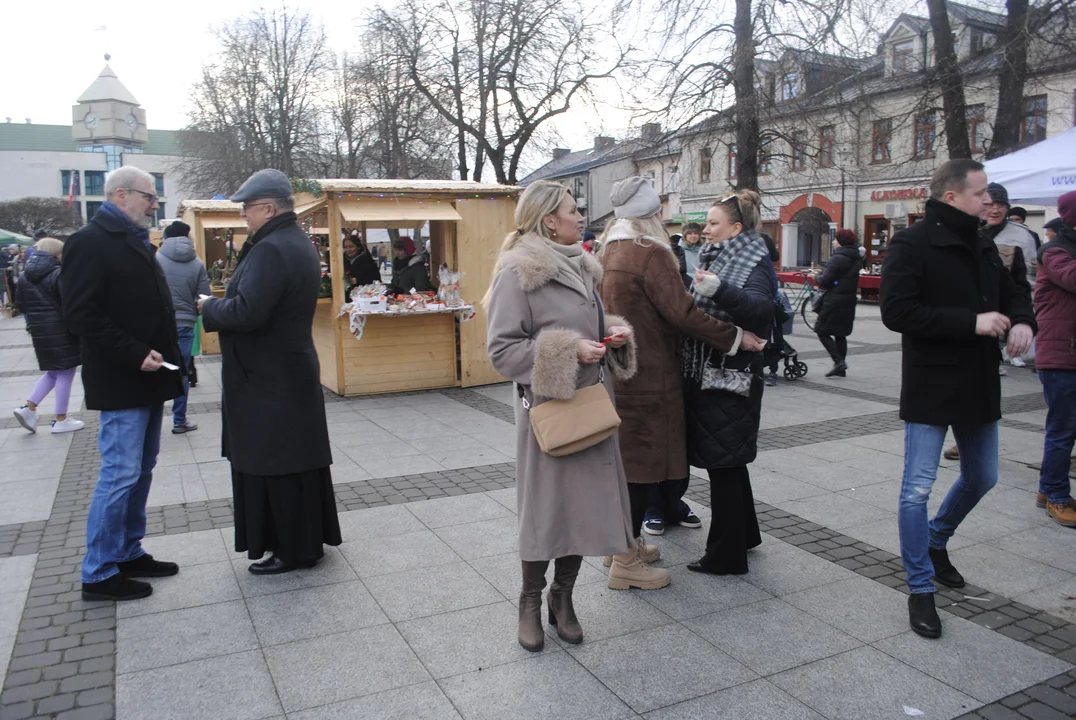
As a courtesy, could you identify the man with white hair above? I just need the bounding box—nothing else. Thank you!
[62,165,185,602]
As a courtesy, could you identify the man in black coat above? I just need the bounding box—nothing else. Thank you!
[200,169,341,575]
[62,166,185,602]
[881,159,1035,640]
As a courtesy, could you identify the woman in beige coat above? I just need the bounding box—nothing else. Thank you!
[485,180,668,653]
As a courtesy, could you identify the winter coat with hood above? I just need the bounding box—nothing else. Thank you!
[156,236,211,329]
[1034,225,1076,371]
[391,254,432,294]
[813,245,862,337]
[16,252,80,371]
[599,220,740,485]
[486,233,637,561]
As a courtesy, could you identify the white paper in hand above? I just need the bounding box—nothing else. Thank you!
[198,294,213,301]
[160,361,180,371]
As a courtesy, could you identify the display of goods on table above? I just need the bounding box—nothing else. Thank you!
[339,280,475,341]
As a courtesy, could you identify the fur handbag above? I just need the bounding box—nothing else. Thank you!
[701,353,754,397]
[518,290,621,457]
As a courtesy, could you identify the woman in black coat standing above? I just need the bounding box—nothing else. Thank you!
[683,190,775,575]
[342,234,382,296]
[813,229,863,377]
[12,238,84,434]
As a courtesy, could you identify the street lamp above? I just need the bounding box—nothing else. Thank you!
[837,145,851,230]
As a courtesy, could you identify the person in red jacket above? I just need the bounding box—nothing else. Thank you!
[1033,190,1076,527]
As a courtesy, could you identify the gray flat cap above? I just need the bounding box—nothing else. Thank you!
[230,169,292,203]
[610,176,662,219]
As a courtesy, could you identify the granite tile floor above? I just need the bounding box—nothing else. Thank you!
[3,305,1076,719]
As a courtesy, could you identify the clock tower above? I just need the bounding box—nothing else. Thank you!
[71,57,148,162]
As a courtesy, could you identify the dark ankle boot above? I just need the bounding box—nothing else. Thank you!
[928,547,965,588]
[908,592,942,638]
[519,560,549,652]
[547,555,583,644]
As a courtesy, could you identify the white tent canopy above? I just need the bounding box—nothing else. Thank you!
[982,127,1076,205]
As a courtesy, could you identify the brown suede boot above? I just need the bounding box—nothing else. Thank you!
[608,545,671,590]
[1046,501,1076,528]
[547,555,584,644]
[519,560,549,652]
[603,536,660,567]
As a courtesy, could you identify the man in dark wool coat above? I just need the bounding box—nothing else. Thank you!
[199,169,341,574]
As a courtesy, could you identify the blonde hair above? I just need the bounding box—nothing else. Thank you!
[33,237,64,257]
[712,189,761,232]
[599,215,672,256]
[482,180,570,308]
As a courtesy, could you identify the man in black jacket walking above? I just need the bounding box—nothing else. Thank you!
[881,159,1035,639]
[62,166,185,602]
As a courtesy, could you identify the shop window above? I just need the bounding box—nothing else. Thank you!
[892,40,914,72]
[781,73,799,101]
[699,146,712,184]
[86,201,103,219]
[872,119,892,163]
[84,171,106,196]
[966,104,986,153]
[153,173,165,197]
[759,138,773,175]
[914,112,936,159]
[61,170,81,196]
[1020,95,1047,146]
[727,142,737,179]
[970,30,993,57]
[155,204,167,224]
[818,126,835,168]
[791,130,807,170]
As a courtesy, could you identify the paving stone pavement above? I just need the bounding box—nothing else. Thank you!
[2,306,1074,720]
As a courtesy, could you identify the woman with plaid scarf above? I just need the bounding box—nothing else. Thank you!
[682,190,776,576]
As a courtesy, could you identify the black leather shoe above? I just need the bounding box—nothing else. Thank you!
[908,592,942,638]
[248,554,317,575]
[825,361,848,378]
[687,561,748,576]
[929,547,965,588]
[118,553,179,578]
[82,574,153,602]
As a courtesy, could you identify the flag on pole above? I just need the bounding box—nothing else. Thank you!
[67,171,76,208]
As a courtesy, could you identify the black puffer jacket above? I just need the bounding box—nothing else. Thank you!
[16,253,80,371]
[684,256,775,470]
[814,245,862,336]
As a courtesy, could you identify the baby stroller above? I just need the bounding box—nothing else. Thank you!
[766,290,808,383]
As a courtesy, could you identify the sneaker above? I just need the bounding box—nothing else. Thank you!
[13,405,37,433]
[172,421,199,434]
[679,511,703,529]
[117,553,179,578]
[82,574,152,602]
[1046,501,1076,528]
[51,418,85,434]
[1009,356,1027,368]
[943,445,959,461]
[999,365,1007,376]
[643,518,664,536]
[765,372,777,387]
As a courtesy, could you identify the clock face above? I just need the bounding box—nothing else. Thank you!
[83,112,99,129]
[126,114,138,129]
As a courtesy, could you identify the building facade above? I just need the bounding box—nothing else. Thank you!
[0,62,193,224]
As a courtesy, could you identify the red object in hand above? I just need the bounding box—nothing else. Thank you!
[602,336,614,344]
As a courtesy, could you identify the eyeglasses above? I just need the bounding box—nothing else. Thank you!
[123,188,158,204]
[242,201,273,212]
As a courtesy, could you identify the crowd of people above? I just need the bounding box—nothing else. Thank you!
[2,161,1072,651]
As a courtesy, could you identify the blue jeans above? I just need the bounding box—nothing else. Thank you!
[1039,370,1076,504]
[172,326,195,426]
[82,405,163,583]
[898,422,998,594]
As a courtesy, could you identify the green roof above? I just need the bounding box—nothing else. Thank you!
[0,123,184,156]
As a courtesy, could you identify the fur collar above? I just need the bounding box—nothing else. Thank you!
[496,233,602,292]
[602,219,674,255]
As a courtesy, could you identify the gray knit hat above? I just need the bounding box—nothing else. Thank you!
[987,182,1009,207]
[610,177,662,219]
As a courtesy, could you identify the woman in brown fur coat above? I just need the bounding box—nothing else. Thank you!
[485,180,668,653]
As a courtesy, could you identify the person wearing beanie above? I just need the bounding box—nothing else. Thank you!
[581,231,597,254]
[681,221,704,276]
[156,220,209,434]
[389,234,431,294]
[1033,189,1076,527]
[1044,217,1063,242]
[983,181,1037,369]
[599,177,763,578]
[811,228,863,377]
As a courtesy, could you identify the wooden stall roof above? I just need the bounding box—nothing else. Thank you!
[199,217,249,229]
[179,199,241,212]
[320,179,520,195]
[337,198,463,224]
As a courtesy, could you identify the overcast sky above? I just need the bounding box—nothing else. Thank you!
[1,0,633,161]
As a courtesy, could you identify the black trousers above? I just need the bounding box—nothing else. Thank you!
[766,324,787,373]
[817,333,848,363]
[698,466,762,574]
[644,478,691,524]
[627,483,650,539]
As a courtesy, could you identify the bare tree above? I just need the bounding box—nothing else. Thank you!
[179,5,331,195]
[987,0,1030,158]
[0,198,84,237]
[373,0,632,184]
[926,0,972,158]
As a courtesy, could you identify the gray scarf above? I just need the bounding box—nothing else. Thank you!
[547,240,590,297]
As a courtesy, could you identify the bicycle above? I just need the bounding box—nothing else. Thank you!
[781,271,822,332]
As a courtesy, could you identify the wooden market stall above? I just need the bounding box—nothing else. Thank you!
[180,179,520,395]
